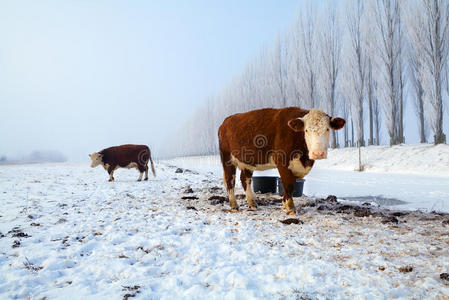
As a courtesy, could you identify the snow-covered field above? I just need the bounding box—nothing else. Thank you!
[169,144,449,213]
[1,147,449,298]
[315,143,449,177]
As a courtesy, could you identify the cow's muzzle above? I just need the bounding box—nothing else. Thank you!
[311,150,326,160]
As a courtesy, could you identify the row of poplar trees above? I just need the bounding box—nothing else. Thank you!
[167,0,449,157]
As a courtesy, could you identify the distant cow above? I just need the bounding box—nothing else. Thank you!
[218,107,345,215]
[89,144,156,181]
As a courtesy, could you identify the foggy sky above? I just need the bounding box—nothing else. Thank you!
[1,1,445,162]
[0,0,299,161]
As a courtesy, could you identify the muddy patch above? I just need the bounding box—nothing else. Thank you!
[280,218,304,225]
[398,266,413,273]
[208,195,228,205]
[122,285,141,300]
[181,196,199,200]
[440,273,449,282]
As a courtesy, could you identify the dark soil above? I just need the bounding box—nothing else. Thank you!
[440,273,449,281]
[208,195,228,205]
[398,266,413,273]
[181,196,199,200]
[381,216,399,224]
[122,285,141,300]
[209,186,223,194]
[390,211,409,217]
[12,232,30,238]
[325,195,337,203]
[280,218,304,225]
[183,187,194,194]
[256,198,283,206]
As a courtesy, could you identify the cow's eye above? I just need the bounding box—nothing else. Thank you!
[326,128,330,132]
[305,130,309,134]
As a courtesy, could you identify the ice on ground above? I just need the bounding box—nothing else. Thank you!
[168,144,449,213]
[1,162,448,299]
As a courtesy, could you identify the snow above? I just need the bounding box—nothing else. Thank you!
[314,144,449,177]
[1,152,449,298]
[169,144,449,213]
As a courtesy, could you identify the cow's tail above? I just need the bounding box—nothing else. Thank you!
[149,154,156,177]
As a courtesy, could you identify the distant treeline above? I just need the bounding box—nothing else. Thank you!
[0,150,67,163]
[166,0,449,157]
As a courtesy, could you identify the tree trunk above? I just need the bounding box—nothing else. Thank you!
[351,119,355,147]
[330,82,337,148]
[357,97,365,147]
[344,118,349,147]
[431,0,446,144]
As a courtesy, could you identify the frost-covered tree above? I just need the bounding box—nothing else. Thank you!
[295,4,319,108]
[408,35,429,143]
[408,0,449,144]
[415,0,449,144]
[320,3,342,148]
[344,0,367,147]
[373,0,403,145]
[164,0,448,157]
[271,33,288,107]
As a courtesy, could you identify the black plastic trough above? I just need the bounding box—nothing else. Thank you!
[252,176,278,194]
[278,178,305,197]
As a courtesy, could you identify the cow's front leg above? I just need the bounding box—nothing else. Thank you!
[108,165,116,182]
[277,166,296,215]
[137,172,143,181]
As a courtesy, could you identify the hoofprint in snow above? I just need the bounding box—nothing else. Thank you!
[0,160,448,299]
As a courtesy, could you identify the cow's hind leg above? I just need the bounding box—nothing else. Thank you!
[144,165,149,181]
[277,166,296,215]
[240,169,257,210]
[220,150,238,211]
[137,164,145,181]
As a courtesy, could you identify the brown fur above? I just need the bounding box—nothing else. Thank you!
[95,144,155,181]
[218,107,345,214]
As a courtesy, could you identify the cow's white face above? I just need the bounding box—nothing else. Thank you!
[288,109,345,160]
[89,152,103,168]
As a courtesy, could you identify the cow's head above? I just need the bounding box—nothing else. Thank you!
[288,109,345,160]
[89,152,103,168]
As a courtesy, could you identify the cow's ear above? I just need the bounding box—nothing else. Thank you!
[89,154,92,158]
[330,117,346,130]
[288,118,304,132]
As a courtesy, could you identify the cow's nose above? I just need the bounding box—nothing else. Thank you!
[311,150,325,159]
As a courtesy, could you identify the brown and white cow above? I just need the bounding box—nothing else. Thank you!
[89,144,156,181]
[218,107,345,215]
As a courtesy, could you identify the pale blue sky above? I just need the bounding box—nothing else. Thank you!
[1,0,446,161]
[0,0,299,160]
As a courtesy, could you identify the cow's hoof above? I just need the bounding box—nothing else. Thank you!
[108,179,114,182]
[144,178,148,181]
[137,179,142,182]
[231,207,239,213]
[287,210,296,216]
[249,205,258,211]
